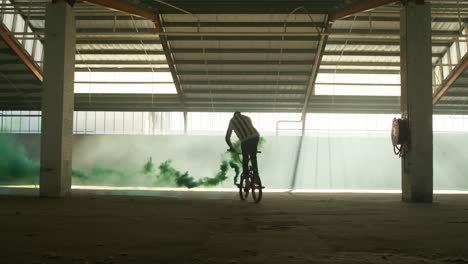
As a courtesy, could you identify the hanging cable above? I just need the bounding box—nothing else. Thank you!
[273,16,284,113]
[131,15,157,107]
[151,0,201,32]
[75,49,92,106]
[202,34,214,113]
[284,7,326,191]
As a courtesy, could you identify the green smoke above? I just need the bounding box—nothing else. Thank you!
[226,138,265,184]
[202,161,229,187]
[0,132,265,189]
[145,137,265,188]
[146,159,230,189]
[143,157,154,174]
[0,133,39,185]
[71,168,88,181]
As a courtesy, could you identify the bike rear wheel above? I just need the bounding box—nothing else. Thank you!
[239,175,249,200]
[251,175,263,203]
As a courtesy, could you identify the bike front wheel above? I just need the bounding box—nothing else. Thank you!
[251,175,263,203]
[239,176,249,201]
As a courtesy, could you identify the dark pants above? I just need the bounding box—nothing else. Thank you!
[241,136,259,177]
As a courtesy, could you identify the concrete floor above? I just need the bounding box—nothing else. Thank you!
[1,191,468,264]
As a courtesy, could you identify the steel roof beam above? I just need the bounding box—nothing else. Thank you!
[341,16,468,23]
[432,54,468,104]
[324,50,443,57]
[74,67,170,72]
[163,21,324,27]
[331,0,402,21]
[184,89,305,95]
[75,49,165,55]
[28,15,148,21]
[330,28,459,36]
[180,80,308,86]
[172,60,314,65]
[74,60,167,65]
[73,59,314,65]
[300,0,403,122]
[75,48,317,55]
[83,0,158,21]
[164,35,319,41]
[83,0,186,107]
[76,39,161,44]
[171,48,317,54]
[72,28,323,36]
[187,99,302,104]
[61,94,397,104]
[319,69,400,74]
[136,1,348,14]
[329,40,450,47]
[0,24,43,82]
[435,99,468,105]
[73,39,449,47]
[154,15,185,105]
[321,61,400,66]
[444,90,468,97]
[73,60,404,67]
[301,18,334,123]
[178,70,311,76]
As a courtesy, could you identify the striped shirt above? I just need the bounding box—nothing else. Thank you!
[226,114,259,143]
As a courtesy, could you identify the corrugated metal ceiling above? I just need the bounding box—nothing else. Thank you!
[0,0,468,114]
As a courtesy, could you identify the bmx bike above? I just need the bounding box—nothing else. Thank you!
[232,151,264,203]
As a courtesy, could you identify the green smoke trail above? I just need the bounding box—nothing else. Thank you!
[0,133,39,185]
[227,138,266,184]
[147,137,265,188]
[148,159,231,189]
[71,168,88,180]
[143,157,154,174]
[201,161,229,187]
[154,160,201,188]
[0,132,265,189]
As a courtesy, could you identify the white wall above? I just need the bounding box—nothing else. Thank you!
[11,132,468,190]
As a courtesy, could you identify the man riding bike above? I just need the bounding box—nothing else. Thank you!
[225,111,260,184]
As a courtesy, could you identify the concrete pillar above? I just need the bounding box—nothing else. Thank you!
[40,0,75,197]
[400,0,433,202]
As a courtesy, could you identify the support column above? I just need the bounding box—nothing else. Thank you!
[40,0,75,197]
[400,0,433,202]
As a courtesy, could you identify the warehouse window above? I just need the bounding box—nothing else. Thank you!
[4,111,468,134]
[314,73,400,96]
[187,112,302,135]
[74,72,177,94]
